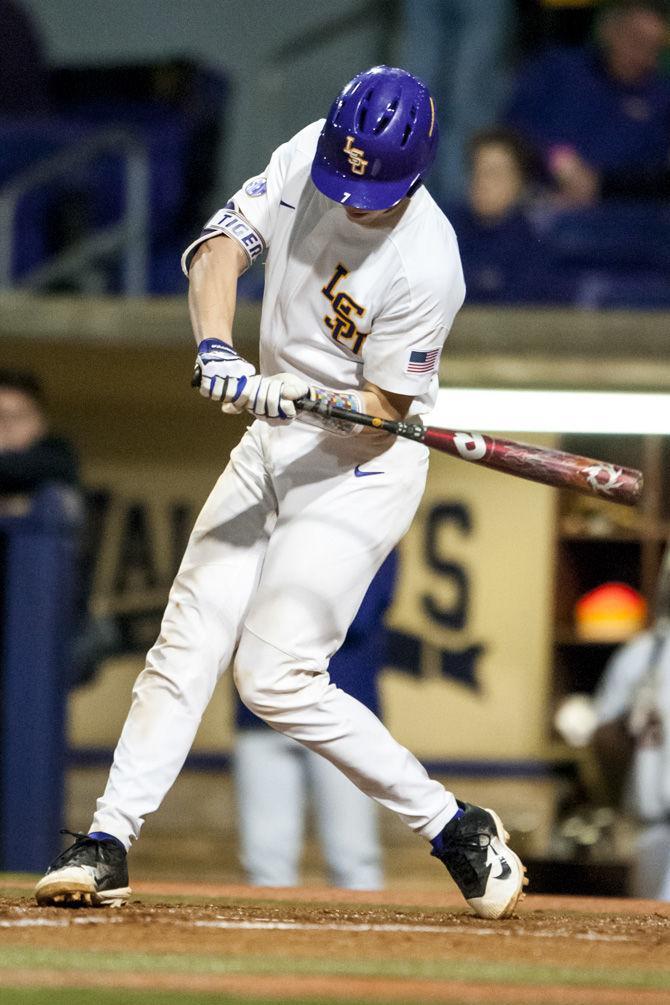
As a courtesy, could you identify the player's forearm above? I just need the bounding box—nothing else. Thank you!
[360,382,413,422]
[187,237,247,347]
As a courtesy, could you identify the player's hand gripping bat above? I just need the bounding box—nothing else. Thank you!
[294,398,643,506]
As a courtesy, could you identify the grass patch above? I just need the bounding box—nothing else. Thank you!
[0,992,380,1005]
[0,946,668,992]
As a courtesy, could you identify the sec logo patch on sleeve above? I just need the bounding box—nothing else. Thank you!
[245,177,268,197]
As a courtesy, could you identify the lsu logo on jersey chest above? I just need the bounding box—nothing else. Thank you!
[321,263,369,356]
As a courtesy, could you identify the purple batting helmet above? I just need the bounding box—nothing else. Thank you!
[311,65,438,211]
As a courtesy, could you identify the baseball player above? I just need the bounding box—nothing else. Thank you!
[35,65,526,919]
[593,545,670,900]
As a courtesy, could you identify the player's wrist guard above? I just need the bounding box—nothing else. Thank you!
[300,385,363,436]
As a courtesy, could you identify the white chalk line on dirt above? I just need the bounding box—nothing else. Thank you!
[196,918,635,942]
[0,913,636,942]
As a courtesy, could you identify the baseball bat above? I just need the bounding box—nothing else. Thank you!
[190,367,642,505]
[295,398,643,506]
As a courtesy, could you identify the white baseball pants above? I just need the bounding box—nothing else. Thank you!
[91,419,457,847]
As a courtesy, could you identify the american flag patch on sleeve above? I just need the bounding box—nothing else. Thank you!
[406,348,441,373]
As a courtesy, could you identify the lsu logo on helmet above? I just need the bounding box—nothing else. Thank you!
[343,136,368,175]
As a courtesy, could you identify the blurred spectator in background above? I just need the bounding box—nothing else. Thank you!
[0,0,49,115]
[446,127,555,302]
[0,370,77,512]
[506,0,670,206]
[591,552,670,899]
[233,551,398,889]
[401,0,517,203]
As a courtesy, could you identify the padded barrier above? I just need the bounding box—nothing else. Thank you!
[0,484,83,872]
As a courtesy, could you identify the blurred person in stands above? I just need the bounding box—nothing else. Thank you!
[0,0,49,115]
[234,552,397,889]
[401,0,517,203]
[506,0,670,206]
[446,127,555,302]
[0,370,77,512]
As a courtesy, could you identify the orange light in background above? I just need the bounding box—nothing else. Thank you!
[574,582,648,641]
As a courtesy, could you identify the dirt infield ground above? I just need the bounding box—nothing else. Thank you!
[2,876,670,1004]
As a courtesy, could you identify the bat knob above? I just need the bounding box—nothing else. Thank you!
[191,365,202,389]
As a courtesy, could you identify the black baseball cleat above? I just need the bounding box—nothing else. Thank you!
[431,801,528,919]
[34,830,131,908]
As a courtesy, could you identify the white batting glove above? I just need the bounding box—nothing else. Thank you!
[237,372,310,420]
[194,339,256,405]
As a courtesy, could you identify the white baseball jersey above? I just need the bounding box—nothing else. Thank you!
[183,120,465,416]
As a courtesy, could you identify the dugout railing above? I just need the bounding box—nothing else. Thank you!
[0,127,150,296]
